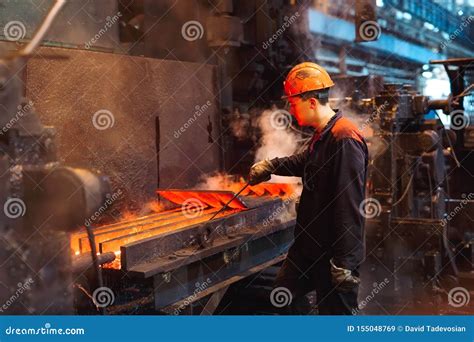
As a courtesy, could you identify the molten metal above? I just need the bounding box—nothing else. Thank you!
[70,183,296,270]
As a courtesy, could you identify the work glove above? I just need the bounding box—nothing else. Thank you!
[248,159,276,185]
[330,258,360,293]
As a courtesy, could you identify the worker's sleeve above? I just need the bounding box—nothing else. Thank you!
[270,149,308,177]
[331,138,368,270]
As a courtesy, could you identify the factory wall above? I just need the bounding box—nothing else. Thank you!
[25,47,221,213]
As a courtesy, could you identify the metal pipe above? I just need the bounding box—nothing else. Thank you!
[20,0,67,56]
[85,223,106,315]
[427,99,449,112]
[208,182,250,221]
[72,252,116,274]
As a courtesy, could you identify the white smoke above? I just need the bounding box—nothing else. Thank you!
[229,109,250,141]
[328,87,385,160]
[255,108,303,185]
[194,173,237,191]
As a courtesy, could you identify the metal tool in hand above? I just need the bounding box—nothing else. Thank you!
[195,182,250,249]
[208,181,250,221]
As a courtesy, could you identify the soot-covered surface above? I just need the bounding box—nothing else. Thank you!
[25,47,221,213]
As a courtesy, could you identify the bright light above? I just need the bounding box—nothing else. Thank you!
[376,0,385,7]
[422,71,433,78]
[424,22,435,30]
[403,12,412,20]
[422,69,451,127]
[422,64,430,70]
[458,10,464,15]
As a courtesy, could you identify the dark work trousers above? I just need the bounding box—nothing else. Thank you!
[274,245,359,315]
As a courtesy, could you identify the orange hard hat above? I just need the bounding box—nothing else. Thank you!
[283,62,334,98]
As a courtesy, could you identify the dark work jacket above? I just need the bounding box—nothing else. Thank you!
[272,111,368,270]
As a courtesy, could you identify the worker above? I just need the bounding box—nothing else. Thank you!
[249,62,368,315]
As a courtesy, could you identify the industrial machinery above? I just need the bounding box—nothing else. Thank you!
[357,58,474,314]
[0,1,110,314]
[0,0,472,316]
[0,0,301,316]
[71,182,297,314]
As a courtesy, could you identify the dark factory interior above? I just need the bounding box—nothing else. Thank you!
[0,0,473,317]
